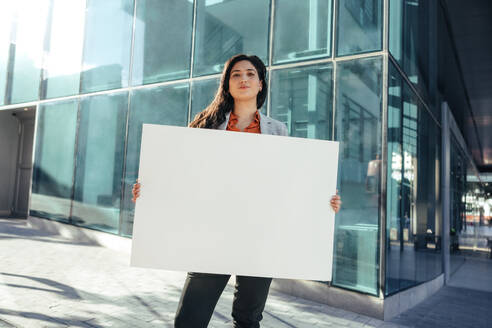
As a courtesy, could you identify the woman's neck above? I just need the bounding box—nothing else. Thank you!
[232,100,257,120]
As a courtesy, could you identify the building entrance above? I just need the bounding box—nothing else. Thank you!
[0,107,36,218]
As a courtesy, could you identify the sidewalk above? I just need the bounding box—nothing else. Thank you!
[0,218,398,328]
[0,218,490,327]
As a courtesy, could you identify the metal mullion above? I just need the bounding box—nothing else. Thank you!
[27,104,40,220]
[118,0,139,236]
[383,0,389,52]
[187,0,198,125]
[379,0,389,299]
[331,60,337,141]
[379,51,389,299]
[4,9,18,105]
[39,0,54,101]
[78,0,89,96]
[0,74,225,112]
[68,98,82,224]
[331,0,338,58]
[270,57,334,71]
[329,0,338,287]
[333,51,386,62]
[266,0,275,117]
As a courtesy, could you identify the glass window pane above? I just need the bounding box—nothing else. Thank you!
[273,0,332,64]
[31,100,78,222]
[80,0,134,93]
[400,81,418,288]
[389,0,402,63]
[385,61,403,295]
[120,83,189,236]
[71,92,128,233]
[132,0,193,85]
[385,70,443,294]
[10,0,50,104]
[193,0,270,76]
[389,0,438,121]
[43,0,85,99]
[411,99,442,285]
[336,0,382,56]
[0,5,14,105]
[270,63,333,140]
[190,77,221,120]
[332,56,382,295]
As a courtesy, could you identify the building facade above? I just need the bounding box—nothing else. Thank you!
[0,0,490,319]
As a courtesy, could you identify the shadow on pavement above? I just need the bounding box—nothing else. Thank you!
[1,272,83,300]
[0,219,98,247]
[0,270,185,327]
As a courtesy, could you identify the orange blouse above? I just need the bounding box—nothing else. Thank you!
[226,111,261,134]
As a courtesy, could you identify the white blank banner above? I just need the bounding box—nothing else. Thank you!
[131,124,339,281]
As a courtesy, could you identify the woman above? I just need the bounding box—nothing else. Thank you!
[132,54,341,328]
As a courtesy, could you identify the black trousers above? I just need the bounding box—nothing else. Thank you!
[174,272,272,328]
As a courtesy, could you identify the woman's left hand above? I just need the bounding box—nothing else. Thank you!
[330,190,342,213]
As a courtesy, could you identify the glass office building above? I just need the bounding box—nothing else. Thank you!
[0,0,490,316]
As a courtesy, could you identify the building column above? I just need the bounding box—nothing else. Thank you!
[441,103,451,283]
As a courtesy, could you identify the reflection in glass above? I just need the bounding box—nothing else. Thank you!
[120,83,189,236]
[270,63,333,140]
[399,82,418,288]
[385,62,403,295]
[389,0,431,110]
[31,100,78,222]
[273,0,332,64]
[71,92,128,233]
[336,0,382,56]
[458,163,491,257]
[450,137,466,260]
[384,64,442,295]
[193,0,270,76]
[132,0,193,85]
[80,0,134,93]
[414,99,442,283]
[10,0,50,104]
[190,77,221,120]
[43,0,86,99]
[333,57,382,295]
[0,5,14,105]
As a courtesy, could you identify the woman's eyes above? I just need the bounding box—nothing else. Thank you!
[232,72,256,78]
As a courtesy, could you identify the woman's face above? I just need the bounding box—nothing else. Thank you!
[228,60,262,103]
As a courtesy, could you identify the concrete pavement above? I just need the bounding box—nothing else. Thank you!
[0,218,402,328]
[1,218,491,327]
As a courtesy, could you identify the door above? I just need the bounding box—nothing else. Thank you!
[12,110,36,217]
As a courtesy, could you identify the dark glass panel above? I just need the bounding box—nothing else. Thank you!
[120,83,189,236]
[385,61,403,295]
[31,100,78,222]
[270,63,333,140]
[10,0,50,104]
[193,0,270,76]
[190,77,221,121]
[336,0,382,56]
[333,56,382,295]
[80,0,134,93]
[273,0,332,64]
[71,92,128,233]
[132,0,193,85]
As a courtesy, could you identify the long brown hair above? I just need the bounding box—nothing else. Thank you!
[189,54,267,129]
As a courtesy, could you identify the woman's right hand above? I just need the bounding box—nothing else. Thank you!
[131,179,140,203]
